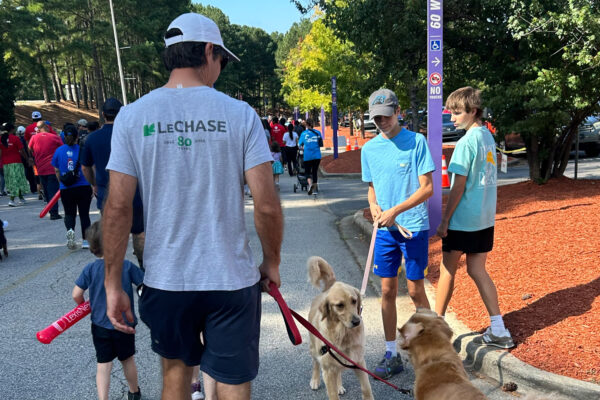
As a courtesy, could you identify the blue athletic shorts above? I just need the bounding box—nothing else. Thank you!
[139,282,261,385]
[373,229,429,280]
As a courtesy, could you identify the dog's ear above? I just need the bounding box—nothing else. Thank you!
[320,299,330,321]
[398,322,424,348]
[439,318,453,340]
[354,288,362,313]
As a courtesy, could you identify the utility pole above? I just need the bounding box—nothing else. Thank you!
[108,0,127,105]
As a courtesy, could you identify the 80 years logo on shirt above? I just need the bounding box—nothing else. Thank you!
[143,119,228,149]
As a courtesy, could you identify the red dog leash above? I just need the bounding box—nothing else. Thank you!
[267,283,411,394]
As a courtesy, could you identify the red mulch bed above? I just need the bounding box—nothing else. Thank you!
[358,171,600,382]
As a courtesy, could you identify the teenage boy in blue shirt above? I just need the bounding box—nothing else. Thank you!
[361,89,435,379]
[435,86,514,348]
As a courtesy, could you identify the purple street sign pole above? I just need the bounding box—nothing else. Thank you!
[305,111,309,120]
[320,106,326,139]
[427,0,443,237]
[331,76,339,159]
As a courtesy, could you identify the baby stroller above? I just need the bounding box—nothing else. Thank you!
[293,148,309,192]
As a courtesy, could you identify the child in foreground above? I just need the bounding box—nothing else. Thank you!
[72,220,144,399]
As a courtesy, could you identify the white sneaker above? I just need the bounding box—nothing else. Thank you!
[8,201,16,207]
[66,229,76,249]
[18,197,25,205]
[82,240,89,249]
[191,391,205,400]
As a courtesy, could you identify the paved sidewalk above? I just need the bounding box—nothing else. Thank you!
[350,210,600,400]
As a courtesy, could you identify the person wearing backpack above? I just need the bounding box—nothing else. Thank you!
[52,125,92,249]
[298,118,323,195]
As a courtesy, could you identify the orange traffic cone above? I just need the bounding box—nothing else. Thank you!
[345,137,352,151]
[441,155,450,188]
[353,138,359,150]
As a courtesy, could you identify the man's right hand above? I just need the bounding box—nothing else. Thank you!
[259,261,281,292]
[105,287,135,334]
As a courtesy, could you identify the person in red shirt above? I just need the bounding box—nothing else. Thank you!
[0,123,31,206]
[29,122,64,219]
[270,119,286,147]
[24,110,43,144]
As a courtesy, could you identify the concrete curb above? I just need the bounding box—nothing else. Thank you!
[351,210,600,400]
[319,166,362,179]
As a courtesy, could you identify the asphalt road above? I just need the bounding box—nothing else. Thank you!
[3,151,598,399]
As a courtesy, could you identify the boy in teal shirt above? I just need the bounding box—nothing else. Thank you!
[435,86,514,348]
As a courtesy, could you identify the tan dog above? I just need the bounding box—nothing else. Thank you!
[307,256,374,400]
[398,311,487,400]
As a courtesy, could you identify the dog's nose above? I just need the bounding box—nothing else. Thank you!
[351,316,361,327]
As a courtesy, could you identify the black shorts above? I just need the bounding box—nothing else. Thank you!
[130,205,144,234]
[91,324,136,363]
[442,226,494,254]
[139,283,261,385]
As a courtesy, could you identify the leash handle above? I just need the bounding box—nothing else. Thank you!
[359,222,412,297]
[268,282,302,346]
[360,222,378,296]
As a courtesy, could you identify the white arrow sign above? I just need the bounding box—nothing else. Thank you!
[432,57,441,67]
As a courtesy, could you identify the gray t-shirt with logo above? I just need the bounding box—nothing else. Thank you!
[106,86,272,291]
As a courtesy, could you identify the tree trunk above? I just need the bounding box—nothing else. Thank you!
[527,132,542,182]
[92,44,104,120]
[71,63,80,108]
[38,59,50,103]
[81,69,89,109]
[50,67,60,102]
[66,63,74,102]
[50,58,63,102]
[349,108,354,137]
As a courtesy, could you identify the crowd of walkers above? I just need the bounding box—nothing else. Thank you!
[1,106,112,250]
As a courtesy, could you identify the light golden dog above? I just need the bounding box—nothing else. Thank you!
[398,311,487,400]
[307,256,374,400]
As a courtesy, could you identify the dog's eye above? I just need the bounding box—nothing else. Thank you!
[336,303,345,309]
[351,299,357,305]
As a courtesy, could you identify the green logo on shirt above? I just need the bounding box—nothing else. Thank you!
[143,124,155,137]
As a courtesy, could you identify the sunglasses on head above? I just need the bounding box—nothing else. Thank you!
[213,45,229,71]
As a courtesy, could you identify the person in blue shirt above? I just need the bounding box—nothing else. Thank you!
[52,125,92,249]
[361,88,434,379]
[435,86,514,349]
[297,118,322,195]
[72,220,144,400]
[81,98,145,270]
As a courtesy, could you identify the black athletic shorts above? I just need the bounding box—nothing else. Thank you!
[139,282,261,385]
[441,226,494,254]
[91,324,136,363]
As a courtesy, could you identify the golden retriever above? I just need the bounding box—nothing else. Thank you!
[307,256,374,400]
[398,310,487,400]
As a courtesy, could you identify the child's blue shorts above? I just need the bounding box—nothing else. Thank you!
[373,229,429,280]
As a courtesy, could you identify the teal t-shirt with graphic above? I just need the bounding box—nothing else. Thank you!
[361,128,435,232]
[448,125,497,231]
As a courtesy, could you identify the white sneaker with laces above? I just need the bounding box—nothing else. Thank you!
[8,201,16,207]
[66,229,76,249]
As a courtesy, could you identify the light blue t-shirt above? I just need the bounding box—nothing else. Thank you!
[298,128,322,161]
[361,128,435,232]
[448,126,497,231]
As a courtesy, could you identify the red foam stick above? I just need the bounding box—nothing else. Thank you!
[37,301,91,344]
[39,191,61,218]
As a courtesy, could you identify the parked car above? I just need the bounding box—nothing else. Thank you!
[576,116,600,157]
[363,113,377,131]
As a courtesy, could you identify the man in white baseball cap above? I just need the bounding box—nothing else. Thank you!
[103,12,282,400]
